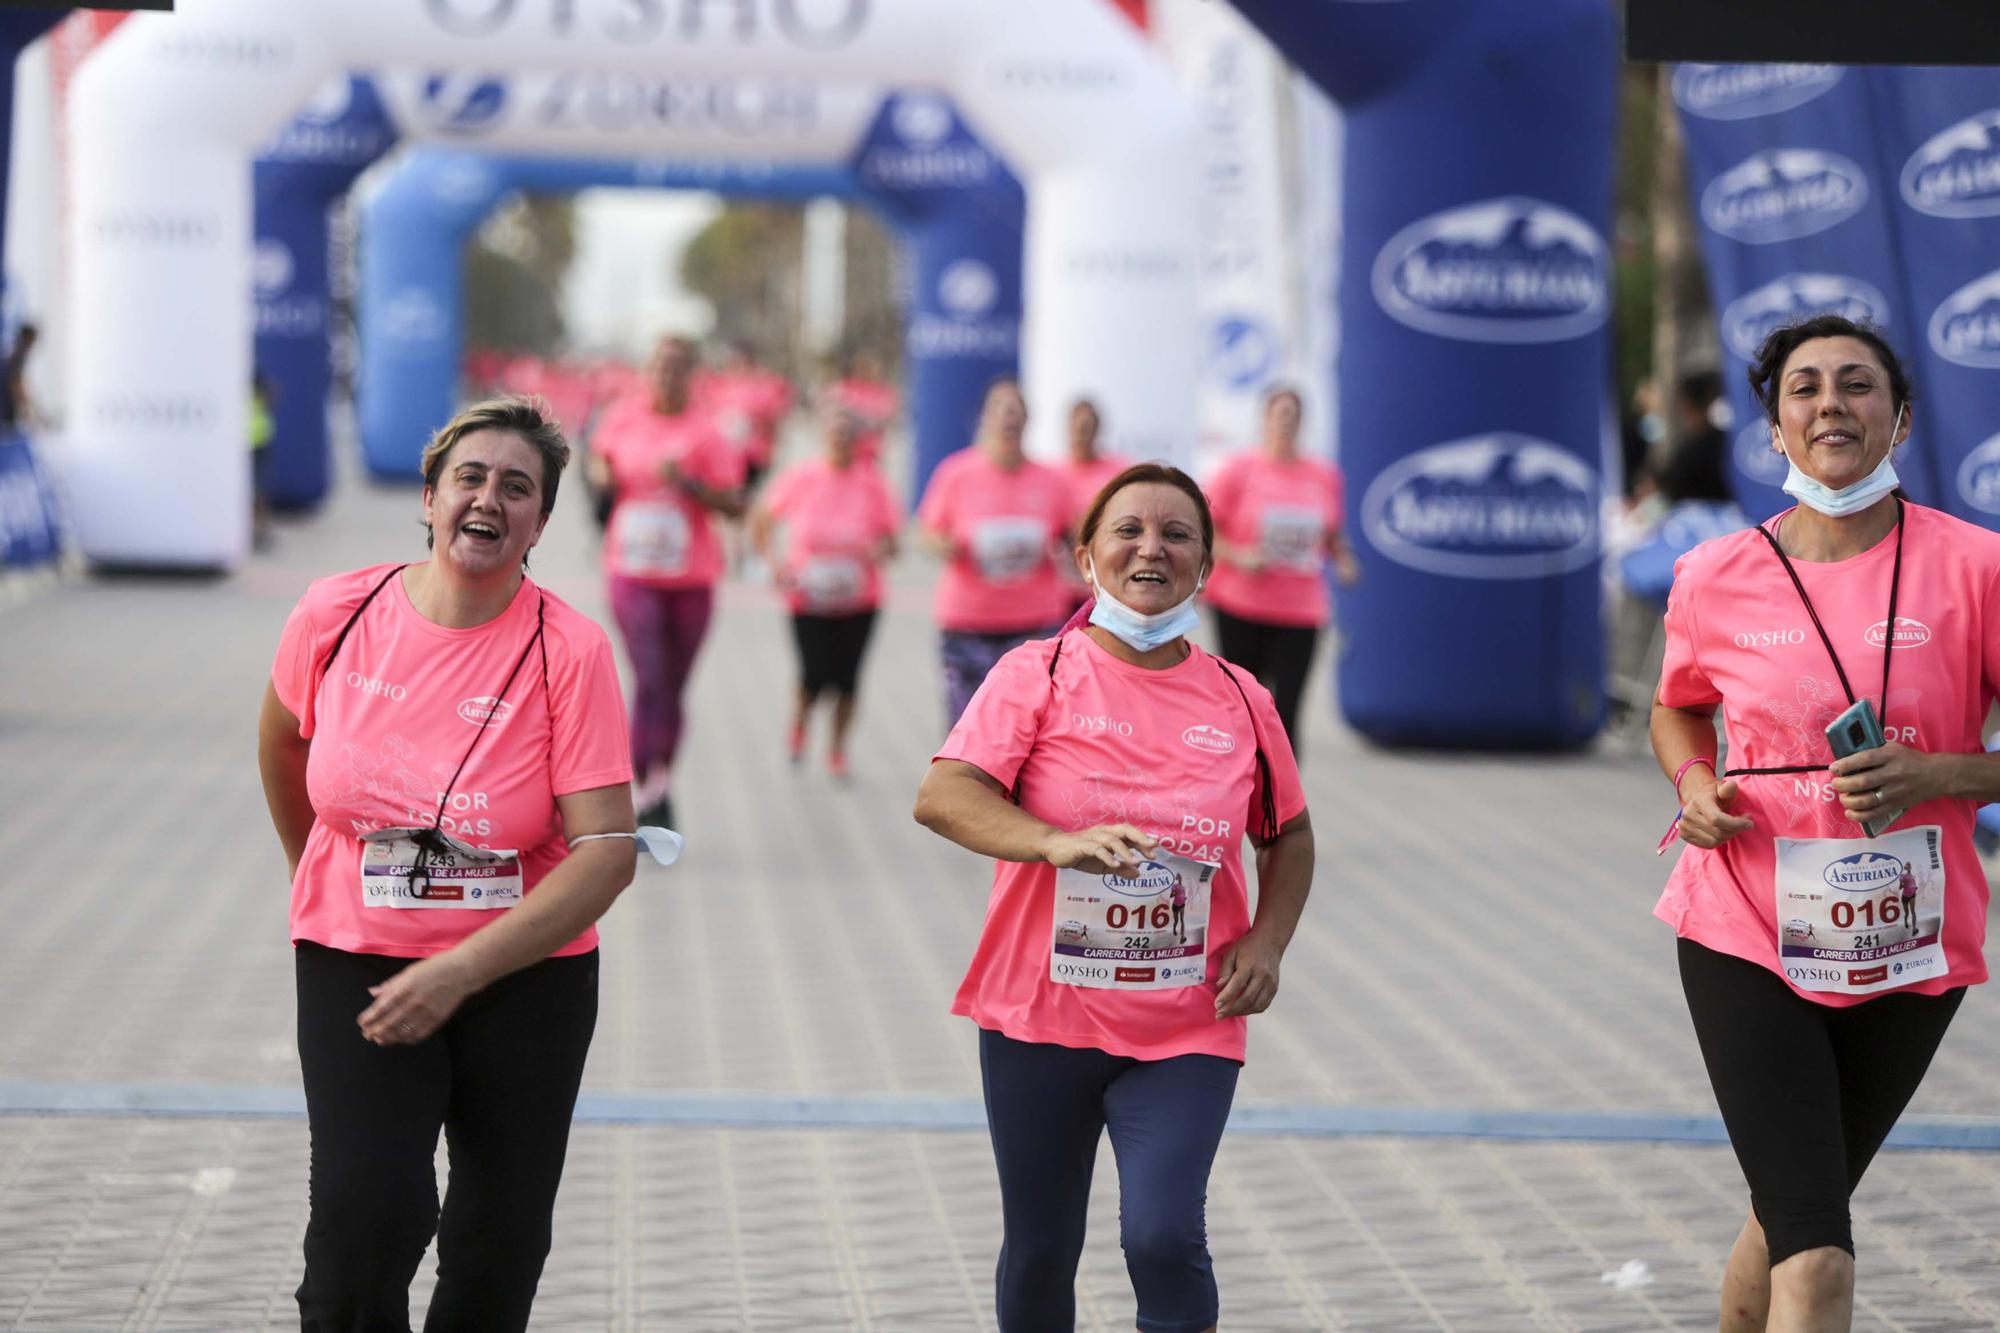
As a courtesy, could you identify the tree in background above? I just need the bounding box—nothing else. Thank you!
[464,194,576,355]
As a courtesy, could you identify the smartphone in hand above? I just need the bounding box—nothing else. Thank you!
[1825,698,1903,836]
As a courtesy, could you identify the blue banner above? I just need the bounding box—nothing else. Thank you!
[854,92,1024,507]
[1229,0,1616,748]
[253,78,398,509]
[0,430,61,571]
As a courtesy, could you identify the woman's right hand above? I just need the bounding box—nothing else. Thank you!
[1678,776,1754,849]
[1040,824,1159,875]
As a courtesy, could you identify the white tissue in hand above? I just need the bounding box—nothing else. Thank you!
[636,826,684,867]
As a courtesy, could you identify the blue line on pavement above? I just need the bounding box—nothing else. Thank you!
[3,1082,1998,1150]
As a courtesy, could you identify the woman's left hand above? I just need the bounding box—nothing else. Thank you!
[358,953,479,1046]
[1213,928,1283,1019]
[1829,741,1946,824]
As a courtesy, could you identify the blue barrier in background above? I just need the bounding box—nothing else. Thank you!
[1229,0,1616,748]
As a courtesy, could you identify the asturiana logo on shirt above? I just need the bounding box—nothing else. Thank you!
[1823,851,1907,893]
[1865,618,1932,648]
[457,696,514,726]
[1181,724,1235,754]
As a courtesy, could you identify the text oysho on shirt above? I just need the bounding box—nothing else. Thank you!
[1655,503,2000,1005]
[271,566,632,959]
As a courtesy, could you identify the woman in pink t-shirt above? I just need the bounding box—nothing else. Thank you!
[1204,385,1359,753]
[585,334,746,829]
[749,402,901,777]
[258,398,638,1331]
[917,378,1076,727]
[1653,316,2000,1330]
[914,462,1315,1333]
[826,347,899,468]
[1057,397,1134,617]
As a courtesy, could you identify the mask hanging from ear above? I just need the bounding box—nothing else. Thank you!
[1781,402,1905,518]
[1085,557,1202,652]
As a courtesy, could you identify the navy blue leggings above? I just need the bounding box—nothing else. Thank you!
[979,1028,1240,1333]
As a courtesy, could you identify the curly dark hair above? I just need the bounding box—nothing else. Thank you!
[1746,314,1913,425]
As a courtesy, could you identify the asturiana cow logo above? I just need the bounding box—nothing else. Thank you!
[1957,431,2000,513]
[1721,273,1888,361]
[1102,860,1180,898]
[1865,618,1932,649]
[1928,269,2000,368]
[1701,149,1868,243]
[1360,434,1598,580]
[1370,196,1608,343]
[1823,851,1906,893]
[1181,724,1235,755]
[1671,64,1843,120]
[1901,108,2000,219]
[457,696,515,726]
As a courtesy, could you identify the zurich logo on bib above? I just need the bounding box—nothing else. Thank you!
[1701,150,1868,243]
[1371,197,1607,343]
[1671,64,1843,121]
[1928,270,2000,368]
[1721,273,1887,361]
[1901,109,2000,219]
[1360,433,1598,579]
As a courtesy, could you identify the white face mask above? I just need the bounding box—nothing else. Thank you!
[1085,556,1202,652]
[1779,401,1905,518]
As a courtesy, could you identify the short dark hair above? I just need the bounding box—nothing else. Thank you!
[1747,315,1913,425]
[1076,462,1214,571]
[419,395,570,550]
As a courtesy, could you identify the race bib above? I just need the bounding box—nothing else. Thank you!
[612,500,691,578]
[1259,505,1325,573]
[797,555,866,612]
[1051,851,1216,991]
[1774,825,1946,995]
[360,828,523,911]
[970,516,1047,582]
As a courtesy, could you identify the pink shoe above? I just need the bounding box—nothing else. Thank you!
[828,750,850,779]
[788,721,806,763]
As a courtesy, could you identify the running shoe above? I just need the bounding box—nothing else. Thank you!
[788,720,807,764]
[828,751,849,780]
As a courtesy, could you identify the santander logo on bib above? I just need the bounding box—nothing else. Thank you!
[1181,724,1235,755]
[1866,618,1932,649]
[458,696,515,726]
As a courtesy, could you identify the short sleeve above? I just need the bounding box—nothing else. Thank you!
[1205,458,1244,529]
[918,457,958,534]
[934,641,1055,792]
[548,628,634,796]
[761,465,801,520]
[1657,557,1721,709]
[1232,664,1308,833]
[698,425,747,490]
[270,595,325,738]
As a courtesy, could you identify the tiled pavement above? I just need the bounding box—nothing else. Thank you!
[4,439,2000,1330]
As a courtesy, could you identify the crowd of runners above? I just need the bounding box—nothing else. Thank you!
[256,314,2000,1333]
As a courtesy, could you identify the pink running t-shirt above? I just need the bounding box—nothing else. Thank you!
[271,566,633,959]
[918,448,1075,633]
[936,631,1308,1061]
[593,393,744,589]
[1656,503,2000,1006]
[1203,452,1345,628]
[759,457,902,615]
[699,368,793,469]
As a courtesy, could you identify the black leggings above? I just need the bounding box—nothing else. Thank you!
[1211,609,1319,751]
[791,609,877,698]
[1677,938,1962,1266]
[294,942,598,1333]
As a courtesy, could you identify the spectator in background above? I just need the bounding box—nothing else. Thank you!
[0,323,38,431]
[1655,369,1733,505]
[1057,398,1132,615]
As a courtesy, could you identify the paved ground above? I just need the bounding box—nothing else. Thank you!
[4,432,2000,1331]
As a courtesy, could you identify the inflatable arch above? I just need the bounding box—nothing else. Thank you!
[355,89,1024,507]
[67,0,1200,567]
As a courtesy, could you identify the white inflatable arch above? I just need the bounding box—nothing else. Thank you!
[66,0,1201,567]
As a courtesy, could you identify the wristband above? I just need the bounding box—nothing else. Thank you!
[1671,755,1714,793]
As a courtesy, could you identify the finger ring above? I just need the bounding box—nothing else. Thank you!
[1873,789,1884,806]
[398,1022,415,1036]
